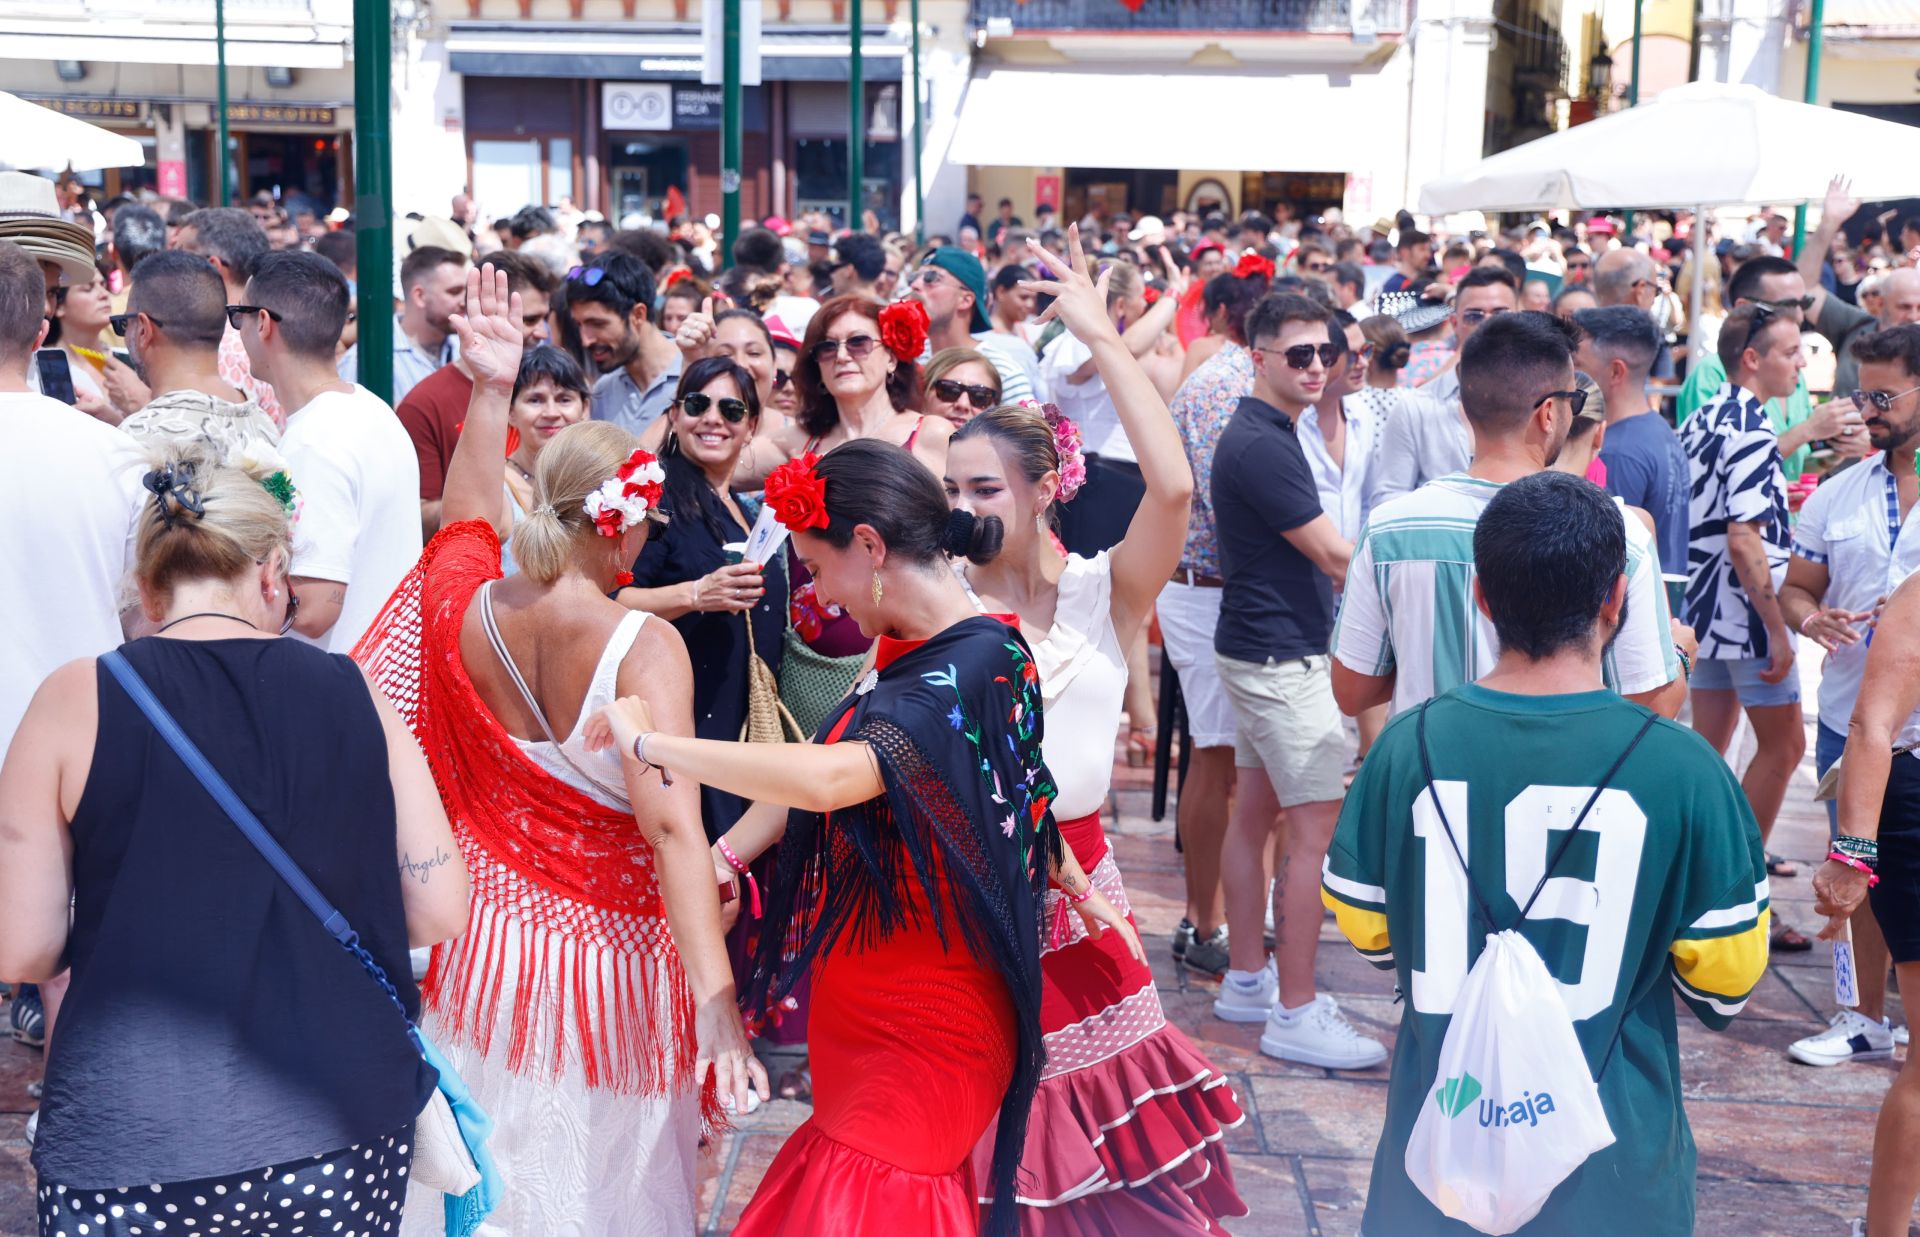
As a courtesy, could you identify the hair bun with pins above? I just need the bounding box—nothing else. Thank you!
[943,507,1005,565]
[143,461,207,528]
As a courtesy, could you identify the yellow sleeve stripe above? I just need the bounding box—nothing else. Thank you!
[1670,909,1770,1001]
[1322,885,1393,962]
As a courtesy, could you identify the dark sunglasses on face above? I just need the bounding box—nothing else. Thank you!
[566,265,608,287]
[225,304,283,330]
[772,369,793,390]
[1756,294,1815,312]
[913,268,948,288]
[679,392,750,422]
[932,378,998,407]
[1262,343,1345,370]
[1302,261,1332,273]
[1459,307,1509,326]
[1850,385,1920,413]
[108,311,158,336]
[1535,388,1590,417]
[809,334,879,365]
[1566,260,1590,271]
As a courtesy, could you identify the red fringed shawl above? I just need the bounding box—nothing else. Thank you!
[354,519,698,1098]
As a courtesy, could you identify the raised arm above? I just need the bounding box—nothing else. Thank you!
[1796,176,1859,325]
[440,265,527,532]
[1025,230,1194,638]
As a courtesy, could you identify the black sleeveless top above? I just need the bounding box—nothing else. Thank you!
[32,637,435,1188]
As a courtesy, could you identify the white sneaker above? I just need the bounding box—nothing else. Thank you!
[1212,961,1278,1023]
[1265,880,1276,936]
[1788,1010,1895,1067]
[1897,1024,1910,1048]
[1260,993,1390,1070]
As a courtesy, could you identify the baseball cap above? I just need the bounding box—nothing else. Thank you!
[806,229,832,247]
[924,246,991,333]
[1128,215,1166,243]
[763,215,793,237]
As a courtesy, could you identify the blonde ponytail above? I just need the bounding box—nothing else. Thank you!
[509,420,641,583]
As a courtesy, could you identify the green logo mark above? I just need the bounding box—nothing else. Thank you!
[1434,1073,1483,1119]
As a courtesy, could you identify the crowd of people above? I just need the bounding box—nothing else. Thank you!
[3,159,1920,1236]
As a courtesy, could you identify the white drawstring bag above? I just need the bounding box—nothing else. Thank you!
[1404,929,1615,1234]
[1402,704,1656,1234]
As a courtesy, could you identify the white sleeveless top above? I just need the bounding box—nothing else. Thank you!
[502,602,649,812]
[963,551,1127,821]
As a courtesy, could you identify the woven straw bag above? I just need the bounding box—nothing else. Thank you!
[779,624,867,740]
[741,614,807,744]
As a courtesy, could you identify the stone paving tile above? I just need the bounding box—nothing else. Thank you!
[1220,1153,1314,1236]
[1297,1154,1375,1236]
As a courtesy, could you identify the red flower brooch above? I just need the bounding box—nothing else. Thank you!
[1234,252,1276,281]
[583,447,666,538]
[764,452,831,532]
[877,299,930,363]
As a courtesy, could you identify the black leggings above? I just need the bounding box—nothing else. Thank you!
[37,1123,413,1237]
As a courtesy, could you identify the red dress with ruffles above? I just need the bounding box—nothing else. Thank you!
[731,635,1021,1237]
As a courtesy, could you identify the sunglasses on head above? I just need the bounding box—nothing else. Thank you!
[809,334,879,365]
[1261,342,1345,370]
[225,304,283,330]
[1850,385,1920,413]
[932,378,998,407]
[679,392,750,422]
[566,265,608,287]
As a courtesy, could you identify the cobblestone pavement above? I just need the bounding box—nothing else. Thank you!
[4,661,1915,1235]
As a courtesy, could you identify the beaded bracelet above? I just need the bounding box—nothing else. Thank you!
[1673,645,1693,680]
[716,836,763,918]
[630,732,673,786]
[1834,834,1880,863]
[1828,850,1880,886]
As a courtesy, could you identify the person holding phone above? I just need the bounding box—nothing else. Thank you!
[616,356,787,842]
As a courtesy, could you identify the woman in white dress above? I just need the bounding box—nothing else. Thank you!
[357,268,767,1235]
[945,231,1248,1234]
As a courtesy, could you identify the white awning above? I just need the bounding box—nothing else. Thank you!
[947,67,1391,172]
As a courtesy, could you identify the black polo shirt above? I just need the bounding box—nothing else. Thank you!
[1211,394,1334,662]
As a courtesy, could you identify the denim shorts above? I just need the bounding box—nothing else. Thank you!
[1690,655,1802,708]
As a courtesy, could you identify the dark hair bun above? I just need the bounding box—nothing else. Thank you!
[1383,341,1412,369]
[944,508,1004,566]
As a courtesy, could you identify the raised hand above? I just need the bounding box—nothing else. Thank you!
[1822,175,1862,229]
[1025,224,1118,346]
[583,695,658,757]
[449,264,525,391]
[675,296,718,356]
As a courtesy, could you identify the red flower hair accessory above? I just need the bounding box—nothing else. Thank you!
[660,265,695,291]
[1234,252,1276,281]
[877,299,930,363]
[1142,286,1161,306]
[583,447,666,538]
[764,452,831,532]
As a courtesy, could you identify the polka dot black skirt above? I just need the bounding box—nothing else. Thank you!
[37,1123,415,1237]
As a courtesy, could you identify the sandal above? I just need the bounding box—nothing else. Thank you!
[1126,725,1156,769]
[777,1065,813,1104]
[1771,921,1814,953]
[1766,852,1799,879]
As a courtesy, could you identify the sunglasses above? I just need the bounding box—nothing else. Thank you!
[1302,260,1332,274]
[225,304,284,330]
[932,378,998,407]
[679,392,750,422]
[1755,294,1815,312]
[1458,307,1509,326]
[1850,385,1920,413]
[1259,343,1345,370]
[1566,260,1590,271]
[109,311,159,336]
[280,589,300,636]
[1534,388,1590,417]
[772,369,793,390]
[566,265,608,287]
[809,334,879,365]
[913,268,949,288]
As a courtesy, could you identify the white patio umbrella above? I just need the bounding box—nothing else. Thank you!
[0,91,145,174]
[1418,80,1920,215]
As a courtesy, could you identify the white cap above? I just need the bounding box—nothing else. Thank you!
[1128,215,1165,243]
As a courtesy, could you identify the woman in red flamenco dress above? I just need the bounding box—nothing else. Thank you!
[590,438,1143,1237]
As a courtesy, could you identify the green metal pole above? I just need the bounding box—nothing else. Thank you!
[353,0,394,405]
[910,0,923,244]
[215,0,230,205]
[849,0,863,230]
[1623,1,1642,237]
[1793,0,1825,253]
[722,0,741,268]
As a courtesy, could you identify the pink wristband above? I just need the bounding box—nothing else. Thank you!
[1828,850,1880,886]
[717,837,763,917]
[1801,612,1819,637]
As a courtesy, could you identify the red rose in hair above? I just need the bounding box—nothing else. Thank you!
[877,299,930,363]
[1142,286,1161,306]
[1234,252,1275,281]
[764,453,831,532]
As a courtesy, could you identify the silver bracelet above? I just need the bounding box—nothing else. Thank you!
[631,732,673,785]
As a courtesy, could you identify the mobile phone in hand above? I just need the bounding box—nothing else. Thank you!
[34,348,76,406]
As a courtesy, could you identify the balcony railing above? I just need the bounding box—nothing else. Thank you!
[0,0,351,25]
[969,0,1407,36]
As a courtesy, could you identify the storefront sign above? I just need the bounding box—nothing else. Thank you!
[22,97,143,121]
[672,87,725,129]
[603,83,672,132]
[1034,175,1061,210]
[158,161,187,198]
[226,104,337,126]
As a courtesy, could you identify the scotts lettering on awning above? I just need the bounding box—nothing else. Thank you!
[226,104,338,126]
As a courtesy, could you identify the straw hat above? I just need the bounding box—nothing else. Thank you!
[1378,289,1452,335]
[0,171,97,286]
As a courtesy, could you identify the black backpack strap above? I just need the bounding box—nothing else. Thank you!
[1416,701,1501,934]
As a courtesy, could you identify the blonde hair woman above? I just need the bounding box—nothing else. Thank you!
[355,268,766,1237]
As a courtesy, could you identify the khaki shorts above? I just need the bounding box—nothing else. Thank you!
[1216,652,1348,808]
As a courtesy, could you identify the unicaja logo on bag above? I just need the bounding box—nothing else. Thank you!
[1435,1073,1560,1128]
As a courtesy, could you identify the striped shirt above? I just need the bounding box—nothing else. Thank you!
[1331,473,1678,717]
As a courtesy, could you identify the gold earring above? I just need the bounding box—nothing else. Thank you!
[871,570,884,604]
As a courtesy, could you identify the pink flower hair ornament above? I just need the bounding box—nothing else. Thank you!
[1019,399,1086,503]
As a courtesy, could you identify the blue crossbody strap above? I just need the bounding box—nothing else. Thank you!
[101,649,422,1051]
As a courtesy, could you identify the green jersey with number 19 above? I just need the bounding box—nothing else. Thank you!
[1322,685,1769,1236]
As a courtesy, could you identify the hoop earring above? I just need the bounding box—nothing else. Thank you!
[871,570,884,605]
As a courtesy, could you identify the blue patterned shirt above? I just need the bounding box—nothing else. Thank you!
[1169,341,1255,577]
